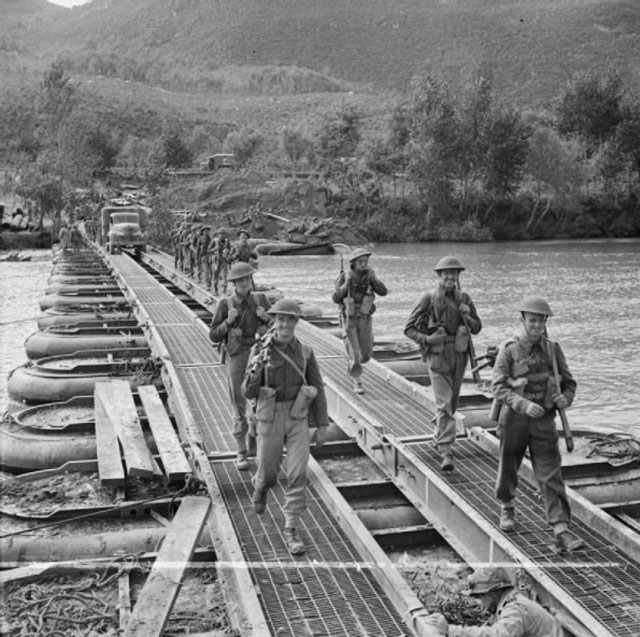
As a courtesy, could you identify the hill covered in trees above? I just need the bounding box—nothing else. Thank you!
[1,0,640,244]
[3,0,640,106]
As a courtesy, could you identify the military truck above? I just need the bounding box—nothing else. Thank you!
[199,153,235,171]
[100,205,148,255]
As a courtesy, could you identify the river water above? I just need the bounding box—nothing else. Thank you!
[2,240,639,434]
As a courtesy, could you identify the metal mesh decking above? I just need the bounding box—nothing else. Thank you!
[213,461,413,637]
[410,438,640,637]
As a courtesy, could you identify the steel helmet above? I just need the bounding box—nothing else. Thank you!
[267,298,302,318]
[238,229,251,238]
[465,567,512,596]
[434,256,465,272]
[228,262,257,281]
[349,248,372,262]
[519,296,553,317]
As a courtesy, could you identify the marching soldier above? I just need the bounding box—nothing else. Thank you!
[242,299,328,555]
[197,225,212,287]
[404,256,482,472]
[210,228,231,295]
[229,229,259,268]
[209,262,272,470]
[332,248,387,394]
[492,296,583,553]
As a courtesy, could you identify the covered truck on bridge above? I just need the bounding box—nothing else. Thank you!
[100,204,148,255]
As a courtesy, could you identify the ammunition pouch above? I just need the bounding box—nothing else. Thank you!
[290,384,318,419]
[359,294,374,316]
[255,386,276,422]
[454,325,469,353]
[226,327,243,356]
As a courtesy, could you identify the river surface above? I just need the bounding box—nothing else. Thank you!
[2,240,639,435]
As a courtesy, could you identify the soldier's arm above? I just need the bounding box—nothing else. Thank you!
[208,302,230,343]
[404,294,430,345]
[306,350,329,427]
[492,344,530,415]
[465,294,482,334]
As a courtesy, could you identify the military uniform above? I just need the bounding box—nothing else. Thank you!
[210,233,231,295]
[229,241,258,266]
[332,250,387,391]
[447,590,563,636]
[209,274,271,462]
[242,316,328,535]
[492,332,576,529]
[196,228,212,287]
[404,285,481,459]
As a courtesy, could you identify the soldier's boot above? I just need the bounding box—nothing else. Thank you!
[236,451,249,471]
[440,453,454,472]
[252,486,268,514]
[499,505,516,532]
[284,527,305,555]
[554,530,584,554]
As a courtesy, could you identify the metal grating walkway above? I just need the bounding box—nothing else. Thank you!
[410,439,640,636]
[213,461,412,637]
[109,254,416,636]
[112,251,640,637]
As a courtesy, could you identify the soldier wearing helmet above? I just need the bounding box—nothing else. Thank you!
[404,256,482,471]
[196,226,212,288]
[491,296,583,554]
[332,247,388,394]
[209,262,272,471]
[209,228,232,295]
[425,566,563,636]
[242,298,328,556]
[228,228,259,269]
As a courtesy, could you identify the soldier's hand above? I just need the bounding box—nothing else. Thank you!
[524,400,545,418]
[553,393,569,409]
[256,306,268,320]
[313,426,327,450]
[426,327,446,345]
[226,307,239,325]
[425,612,448,635]
[458,303,470,318]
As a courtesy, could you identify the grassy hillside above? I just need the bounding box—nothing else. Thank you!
[3,0,640,107]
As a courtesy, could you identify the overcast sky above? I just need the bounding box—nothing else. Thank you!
[48,0,92,7]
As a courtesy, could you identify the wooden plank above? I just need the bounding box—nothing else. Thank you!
[118,572,131,628]
[101,380,156,478]
[124,496,211,637]
[138,385,191,482]
[94,382,126,486]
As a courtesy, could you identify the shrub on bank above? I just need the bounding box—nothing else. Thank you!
[0,231,52,251]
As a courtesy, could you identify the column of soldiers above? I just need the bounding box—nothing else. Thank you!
[167,227,588,580]
[170,220,245,295]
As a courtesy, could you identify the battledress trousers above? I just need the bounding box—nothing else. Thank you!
[242,338,328,528]
[492,332,576,527]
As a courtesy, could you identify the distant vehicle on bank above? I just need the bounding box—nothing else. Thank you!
[199,153,236,171]
[100,204,148,255]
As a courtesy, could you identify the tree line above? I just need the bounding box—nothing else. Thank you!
[5,62,640,241]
